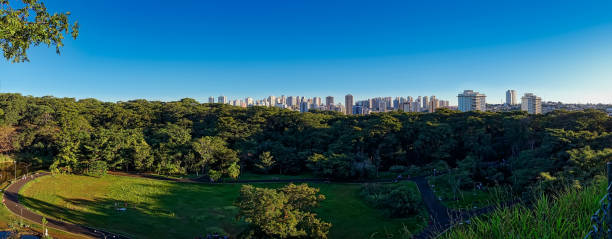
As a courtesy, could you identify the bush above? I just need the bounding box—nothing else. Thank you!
[389,165,407,173]
[406,165,422,177]
[361,183,422,217]
[350,160,376,179]
[307,154,354,179]
[85,161,108,177]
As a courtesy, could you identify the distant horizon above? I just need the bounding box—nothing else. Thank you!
[3,91,611,106]
[1,1,612,105]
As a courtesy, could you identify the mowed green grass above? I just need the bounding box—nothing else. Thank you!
[19,174,427,239]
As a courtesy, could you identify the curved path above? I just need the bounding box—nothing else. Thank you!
[3,173,130,239]
[5,171,507,239]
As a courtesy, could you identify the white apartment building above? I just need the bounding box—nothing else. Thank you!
[521,93,542,114]
[218,95,227,104]
[458,90,486,112]
[506,90,517,105]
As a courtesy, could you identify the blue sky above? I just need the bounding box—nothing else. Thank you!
[1,0,612,104]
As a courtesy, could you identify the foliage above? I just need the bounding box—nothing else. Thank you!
[388,165,407,173]
[0,125,16,153]
[254,151,275,173]
[0,93,610,194]
[237,183,331,239]
[360,183,423,218]
[0,0,79,62]
[84,160,107,177]
[191,136,240,181]
[441,177,607,239]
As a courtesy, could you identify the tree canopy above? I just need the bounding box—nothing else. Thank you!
[0,93,611,194]
[237,184,331,239]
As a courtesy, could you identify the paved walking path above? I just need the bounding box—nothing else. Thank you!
[3,173,130,239]
[5,171,509,239]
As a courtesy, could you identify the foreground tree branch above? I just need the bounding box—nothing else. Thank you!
[0,0,79,63]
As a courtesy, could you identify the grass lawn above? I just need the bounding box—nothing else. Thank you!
[19,174,427,239]
[428,174,511,209]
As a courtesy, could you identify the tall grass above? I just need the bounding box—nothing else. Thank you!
[440,177,606,239]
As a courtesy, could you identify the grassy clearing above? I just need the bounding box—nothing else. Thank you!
[440,177,606,239]
[19,174,427,239]
[316,182,428,239]
[428,174,511,209]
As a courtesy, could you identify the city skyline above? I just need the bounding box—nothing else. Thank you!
[200,89,607,115]
[1,1,612,104]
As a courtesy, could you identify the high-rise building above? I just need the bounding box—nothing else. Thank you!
[268,96,276,106]
[246,97,254,106]
[218,95,227,104]
[335,103,345,114]
[353,104,365,115]
[457,90,487,112]
[287,96,296,106]
[313,97,322,106]
[428,96,439,113]
[506,90,517,105]
[521,93,542,114]
[208,96,214,104]
[325,96,334,110]
[345,94,354,115]
[402,102,418,112]
[300,101,310,113]
[423,96,429,110]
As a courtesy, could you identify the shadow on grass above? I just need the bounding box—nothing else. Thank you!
[18,181,245,239]
[5,191,127,238]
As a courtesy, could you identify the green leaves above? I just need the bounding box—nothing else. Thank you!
[1,0,79,62]
[237,184,331,238]
[192,136,240,180]
[254,151,275,173]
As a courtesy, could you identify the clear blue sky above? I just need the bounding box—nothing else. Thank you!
[2,0,612,104]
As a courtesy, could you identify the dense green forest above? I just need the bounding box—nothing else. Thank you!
[0,93,610,195]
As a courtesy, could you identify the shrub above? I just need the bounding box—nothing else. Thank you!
[389,165,407,173]
[307,154,353,179]
[85,161,108,177]
[406,165,422,177]
[360,183,422,217]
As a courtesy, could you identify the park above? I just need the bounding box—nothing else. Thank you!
[2,0,612,238]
